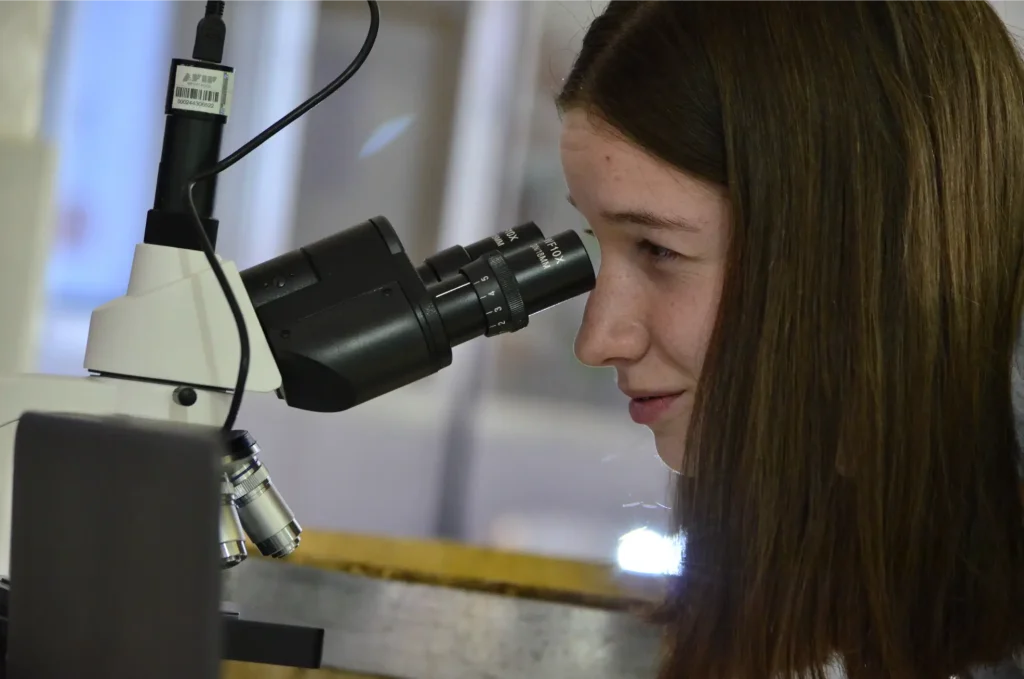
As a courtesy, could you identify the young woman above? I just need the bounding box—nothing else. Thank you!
[558,3,1024,677]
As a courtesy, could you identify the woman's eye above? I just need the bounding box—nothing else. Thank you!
[636,238,681,262]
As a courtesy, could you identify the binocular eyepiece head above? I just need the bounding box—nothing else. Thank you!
[241,218,595,414]
[229,219,595,566]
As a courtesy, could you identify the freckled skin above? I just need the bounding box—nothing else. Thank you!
[560,110,731,472]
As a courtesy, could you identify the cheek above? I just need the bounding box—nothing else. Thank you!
[654,276,721,375]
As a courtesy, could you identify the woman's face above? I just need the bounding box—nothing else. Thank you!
[559,110,730,472]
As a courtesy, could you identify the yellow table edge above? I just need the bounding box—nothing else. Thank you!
[268,529,666,606]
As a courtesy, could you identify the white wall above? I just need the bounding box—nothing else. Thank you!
[288,1,464,262]
[992,0,1024,33]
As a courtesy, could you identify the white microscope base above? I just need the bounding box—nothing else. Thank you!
[0,374,231,578]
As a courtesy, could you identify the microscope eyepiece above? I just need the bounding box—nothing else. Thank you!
[415,222,544,284]
[241,217,595,413]
[428,231,594,345]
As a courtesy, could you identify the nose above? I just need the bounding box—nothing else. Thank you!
[573,270,649,368]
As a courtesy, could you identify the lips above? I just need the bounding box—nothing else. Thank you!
[627,392,683,425]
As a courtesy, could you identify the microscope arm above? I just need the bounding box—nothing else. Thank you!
[0,241,280,579]
[0,243,329,671]
[83,242,281,392]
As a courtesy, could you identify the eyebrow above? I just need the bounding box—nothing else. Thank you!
[566,195,703,234]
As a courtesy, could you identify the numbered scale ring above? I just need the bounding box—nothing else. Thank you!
[460,252,528,336]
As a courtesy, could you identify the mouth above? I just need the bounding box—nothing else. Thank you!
[627,392,683,425]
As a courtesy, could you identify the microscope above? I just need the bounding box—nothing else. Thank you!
[0,0,595,674]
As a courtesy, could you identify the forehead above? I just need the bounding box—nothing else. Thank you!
[559,109,723,214]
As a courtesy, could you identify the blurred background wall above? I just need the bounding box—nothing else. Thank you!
[28,0,1024,576]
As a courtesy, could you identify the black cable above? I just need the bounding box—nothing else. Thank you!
[184,0,381,432]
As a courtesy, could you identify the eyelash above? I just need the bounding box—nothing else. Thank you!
[583,230,684,264]
[635,238,682,262]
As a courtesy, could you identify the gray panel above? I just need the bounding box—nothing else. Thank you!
[226,560,1024,679]
[9,412,223,679]
[225,558,661,679]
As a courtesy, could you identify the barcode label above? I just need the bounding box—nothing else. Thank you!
[171,64,233,117]
[174,87,219,103]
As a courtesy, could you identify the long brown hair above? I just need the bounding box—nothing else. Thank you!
[558,3,1024,677]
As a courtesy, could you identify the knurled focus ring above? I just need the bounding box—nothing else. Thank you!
[461,257,510,332]
[486,253,527,333]
[231,464,271,504]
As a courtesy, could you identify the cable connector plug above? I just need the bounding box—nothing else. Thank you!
[193,1,227,64]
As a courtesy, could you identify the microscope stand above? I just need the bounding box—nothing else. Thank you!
[1,412,324,679]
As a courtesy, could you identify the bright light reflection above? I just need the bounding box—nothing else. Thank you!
[359,114,415,158]
[616,528,684,576]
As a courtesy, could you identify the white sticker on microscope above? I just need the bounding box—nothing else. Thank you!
[171,65,233,118]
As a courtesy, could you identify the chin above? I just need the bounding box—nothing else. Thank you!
[655,436,687,475]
